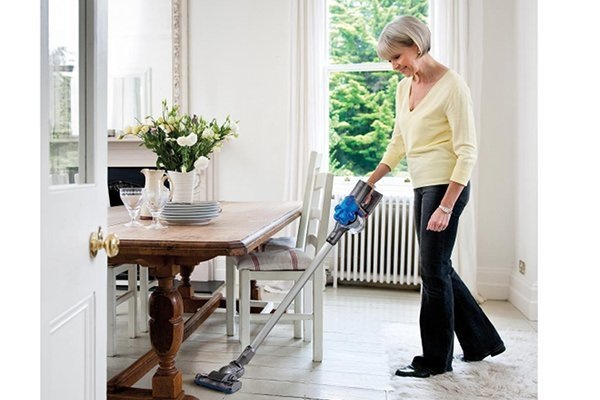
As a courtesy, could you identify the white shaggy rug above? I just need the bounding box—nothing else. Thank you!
[383,323,538,400]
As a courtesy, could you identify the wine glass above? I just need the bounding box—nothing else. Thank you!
[119,187,143,227]
[143,187,170,229]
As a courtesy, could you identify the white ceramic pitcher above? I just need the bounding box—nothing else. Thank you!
[140,169,172,218]
[167,170,201,204]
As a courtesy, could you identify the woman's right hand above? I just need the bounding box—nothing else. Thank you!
[366,163,391,187]
[363,179,377,205]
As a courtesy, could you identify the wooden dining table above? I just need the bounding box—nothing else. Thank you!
[106,201,301,400]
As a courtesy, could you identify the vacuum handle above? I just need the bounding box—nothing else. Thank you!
[348,180,384,216]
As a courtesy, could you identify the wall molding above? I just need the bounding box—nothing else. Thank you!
[477,266,538,320]
[172,0,188,111]
[477,266,511,300]
[509,271,538,320]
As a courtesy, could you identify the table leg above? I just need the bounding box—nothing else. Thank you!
[148,275,195,400]
[178,264,216,313]
[108,291,221,399]
[178,265,194,300]
[251,280,262,300]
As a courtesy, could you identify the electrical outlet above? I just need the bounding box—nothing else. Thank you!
[518,260,526,275]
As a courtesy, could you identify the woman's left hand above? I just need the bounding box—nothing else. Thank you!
[426,208,451,232]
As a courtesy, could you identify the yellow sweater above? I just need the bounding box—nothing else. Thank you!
[380,69,477,188]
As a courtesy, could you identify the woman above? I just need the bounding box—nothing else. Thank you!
[366,16,505,378]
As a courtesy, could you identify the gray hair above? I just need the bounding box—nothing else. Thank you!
[377,16,431,60]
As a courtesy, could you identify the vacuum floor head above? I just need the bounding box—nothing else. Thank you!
[194,372,242,394]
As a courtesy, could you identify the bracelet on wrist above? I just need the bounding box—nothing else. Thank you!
[438,205,453,215]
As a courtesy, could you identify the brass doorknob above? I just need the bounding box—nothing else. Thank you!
[89,226,120,258]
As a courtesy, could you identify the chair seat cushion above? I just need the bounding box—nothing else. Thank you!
[236,248,312,271]
[262,236,296,251]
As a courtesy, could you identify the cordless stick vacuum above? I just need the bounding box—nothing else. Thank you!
[194,180,383,394]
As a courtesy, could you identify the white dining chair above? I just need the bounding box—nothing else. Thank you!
[106,183,151,352]
[225,151,322,337]
[107,263,137,357]
[234,171,333,362]
[138,266,158,332]
[263,151,322,251]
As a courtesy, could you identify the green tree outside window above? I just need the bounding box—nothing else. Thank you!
[328,0,428,177]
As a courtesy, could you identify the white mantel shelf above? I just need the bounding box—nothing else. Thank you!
[108,137,157,167]
[107,137,142,142]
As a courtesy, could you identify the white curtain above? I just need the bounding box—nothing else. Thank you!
[285,0,328,202]
[429,0,485,302]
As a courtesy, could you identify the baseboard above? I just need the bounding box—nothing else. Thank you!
[477,266,511,300]
[508,272,538,320]
[216,256,534,317]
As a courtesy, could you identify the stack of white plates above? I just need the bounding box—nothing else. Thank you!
[160,201,221,225]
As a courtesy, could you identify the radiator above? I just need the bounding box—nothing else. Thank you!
[332,191,420,287]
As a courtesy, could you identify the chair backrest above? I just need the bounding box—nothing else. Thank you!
[302,171,334,258]
[295,151,322,249]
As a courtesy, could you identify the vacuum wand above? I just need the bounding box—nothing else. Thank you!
[195,180,383,394]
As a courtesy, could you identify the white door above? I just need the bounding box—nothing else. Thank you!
[41,0,109,399]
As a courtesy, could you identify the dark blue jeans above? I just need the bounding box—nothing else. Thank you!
[412,183,503,373]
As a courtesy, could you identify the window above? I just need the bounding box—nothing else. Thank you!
[48,0,85,184]
[327,0,429,178]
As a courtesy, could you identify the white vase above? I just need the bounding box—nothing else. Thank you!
[167,170,201,203]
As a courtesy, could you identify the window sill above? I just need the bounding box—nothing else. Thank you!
[333,176,413,197]
[108,137,142,143]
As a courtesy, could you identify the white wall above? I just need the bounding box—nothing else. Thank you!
[188,0,292,202]
[185,0,538,319]
[187,0,292,282]
[511,0,538,320]
[477,0,538,321]
[477,1,518,299]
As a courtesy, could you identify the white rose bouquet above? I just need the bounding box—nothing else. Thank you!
[121,100,239,172]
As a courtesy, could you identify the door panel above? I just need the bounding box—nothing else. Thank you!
[41,0,108,398]
[48,295,95,399]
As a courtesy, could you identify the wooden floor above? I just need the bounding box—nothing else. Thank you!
[107,285,537,400]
